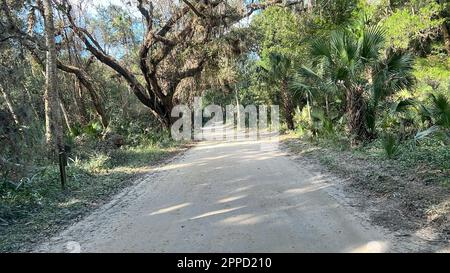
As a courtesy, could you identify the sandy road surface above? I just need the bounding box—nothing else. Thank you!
[36,137,414,253]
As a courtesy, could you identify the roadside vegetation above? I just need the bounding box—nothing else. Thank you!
[274,1,449,241]
[0,126,185,252]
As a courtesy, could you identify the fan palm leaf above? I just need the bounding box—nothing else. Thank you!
[430,94,450,128]
[358,25,385,63]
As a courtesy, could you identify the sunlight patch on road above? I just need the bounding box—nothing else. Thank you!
[217,195,247,204]
[284,184,330,195]
[349,241,390,253]
[149,203,191,216]
[190,206,246,220]
[218,214,266,226]
[230,185,254,193]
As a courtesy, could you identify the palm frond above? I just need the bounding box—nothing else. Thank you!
[310,38,331,59]
[430,94,450,128]
[297,66,322,80]
[372,49,415,102]
[359,25,385,62]
[418,103,433,123]
[384,50,414,74]
[415,125,440,142]
[391,98,417,114]
[290,79,311,92]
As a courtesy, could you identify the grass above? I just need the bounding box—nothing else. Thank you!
[381,134,399,159]
[0,136,187,252]
[284,131,450,186]
[288,127,450,178]
[357,138,450,182]
[282,132,450,237]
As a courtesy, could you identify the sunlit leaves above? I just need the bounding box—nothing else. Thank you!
[381,1,444,50]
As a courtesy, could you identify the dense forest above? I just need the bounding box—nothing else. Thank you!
[0,0,449,252]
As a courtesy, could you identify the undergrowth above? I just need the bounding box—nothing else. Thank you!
[0,131,185,252]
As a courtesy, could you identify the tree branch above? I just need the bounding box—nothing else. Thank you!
[137,0,153,31]
[60,2,165,112]
[182,0,204,18]
[245,0,303,17]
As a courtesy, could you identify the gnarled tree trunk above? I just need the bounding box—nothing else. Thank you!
[58,0,302,129]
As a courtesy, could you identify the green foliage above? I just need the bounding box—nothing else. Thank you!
[258,52,293,83]
[252,6,305,61]
[301,20,416,141]
[429,94,450,128]
[251,6,306,109]
[382,133,399,158]
[93,4,138,51]
[1,0,449,252]
[82,121,104,138]
[392,98,417,113]
[380,1,444,50]
[0,130,180,252]
[372,49,416,102]
[310,108,337,137]
[313,0,359,27]
[308,24,389,84]
[414,56,450,86]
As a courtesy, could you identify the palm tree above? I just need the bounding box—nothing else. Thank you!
[368,48,415,135]
[259,52,295,130]
[297,23,415,145]
[291,65,339,119]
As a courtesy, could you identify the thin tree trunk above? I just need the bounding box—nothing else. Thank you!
[0,85,20,126]
[235,87,241,128]
[74,78,89,125]
[63,23,88,126]
[59,97,72,133]
[43,0,63,153]
[56,63,109,129]
[306,92,312,122]
[442,22,450,55]
[22,84,40,121]
[71,78,83,123]
[280,78,295,130]
[85,83,109,129]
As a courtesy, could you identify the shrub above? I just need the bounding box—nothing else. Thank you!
[382,133,400,159]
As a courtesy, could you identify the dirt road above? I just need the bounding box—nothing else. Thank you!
[36,138,415,253]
